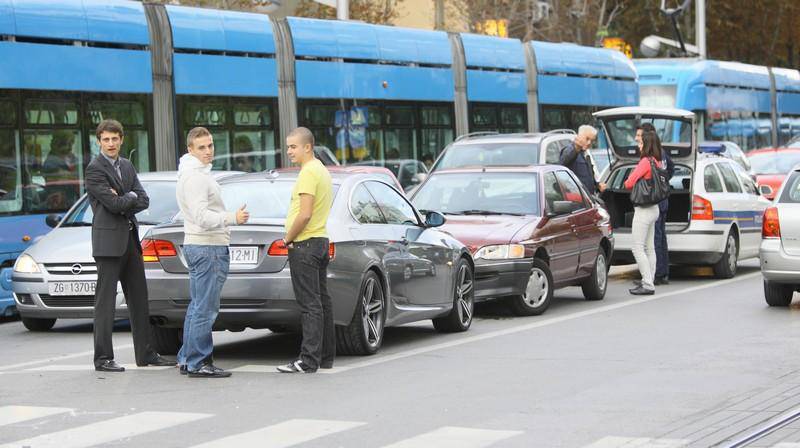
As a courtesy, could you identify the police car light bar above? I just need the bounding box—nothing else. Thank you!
[699,143,726,154]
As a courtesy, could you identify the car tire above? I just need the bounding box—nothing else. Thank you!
[507,258,553,316]
[764,280,794,307]
[713,232,738,279]
[336,271,385,356]
[581,250,608,301]
[433,258,474,333]
[150,326,182,355]
[21,317,56,332]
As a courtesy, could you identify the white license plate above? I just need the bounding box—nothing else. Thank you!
[48,281,96,296]
[230,246,259,265]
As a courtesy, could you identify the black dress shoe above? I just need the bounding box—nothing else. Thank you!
[137,354,177,367]
[179,365,187,375]
[187,363,232,378]
[629,286,655,296]
[654,277,670,286]
[95,360,125,372]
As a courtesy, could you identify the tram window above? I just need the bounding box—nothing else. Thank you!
[471,106,497,128]
[384,129,416,161]
[209,131,230,171]
[234,104,272,127]
[303,104,337,127]
[22,129,83,213]
[385,107,414,126]
[421,106,453,159]
[25,101,79,126]
[0,130,21,213]
[542,108,568,131]
[0,101,16,126]
[231,131,277,171]
[422,107,451,126]
[88,101,150,172]
[184,102,226,127]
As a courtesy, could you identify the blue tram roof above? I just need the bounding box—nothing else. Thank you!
[167,5,276,55]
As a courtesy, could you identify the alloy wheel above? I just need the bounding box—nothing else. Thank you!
[361,277,384,347]
[455,264,474,326]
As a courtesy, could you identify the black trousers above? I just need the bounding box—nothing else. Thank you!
[288,237,335,369]
[655,199,670,279]
[93,229,154,366]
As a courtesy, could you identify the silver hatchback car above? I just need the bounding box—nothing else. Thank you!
[760,165,800,306]
[11,171,239,331]
[144,170,474,356]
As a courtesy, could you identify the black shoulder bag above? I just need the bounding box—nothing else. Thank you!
[630,158,670,206]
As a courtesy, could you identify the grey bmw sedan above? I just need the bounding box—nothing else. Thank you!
[144,169,475,356]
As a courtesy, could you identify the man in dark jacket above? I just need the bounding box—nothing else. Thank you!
[86,119,174,372]
[637,123,675,285]
[559,125,606,195]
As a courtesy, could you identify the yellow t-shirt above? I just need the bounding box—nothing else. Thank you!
[285,159,333,242]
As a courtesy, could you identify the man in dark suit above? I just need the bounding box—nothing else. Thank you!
[86,119,173,372]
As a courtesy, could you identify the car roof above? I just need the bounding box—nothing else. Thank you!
[217,167,397,186]
[429,164,557,174]
[137,170,243,181]
[451,133,559,145]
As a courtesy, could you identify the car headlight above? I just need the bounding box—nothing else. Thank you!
[474,244,525,260]
[13,254,41,274]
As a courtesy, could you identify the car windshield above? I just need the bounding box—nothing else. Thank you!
[219,180,339,220]
[61,181,178,227]
[413,172,540,216]
[434,142,539,171]
[749,151,800,175]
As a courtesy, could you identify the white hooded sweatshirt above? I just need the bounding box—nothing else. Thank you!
[176,153,236,246]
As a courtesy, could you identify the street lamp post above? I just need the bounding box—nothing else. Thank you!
[337,0,349,20]
[696,0,706,59]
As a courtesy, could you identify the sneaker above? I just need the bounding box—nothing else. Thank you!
[277,359,316,373]
[629,286,655,296]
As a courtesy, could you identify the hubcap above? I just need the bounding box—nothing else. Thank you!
[596,254,607,291]
[727,236,737,272]
[455,264,474,325]
[361,278,383,347]
[524,268,549,308]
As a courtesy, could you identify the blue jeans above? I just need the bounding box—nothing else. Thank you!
[178,245,229,371]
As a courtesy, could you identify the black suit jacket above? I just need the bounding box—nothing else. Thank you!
[85,155,149,257]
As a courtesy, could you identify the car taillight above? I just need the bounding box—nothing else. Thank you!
[762,207,781,238]
[141,239,177,262]
[267,240,336,259]
[691,195,713,221]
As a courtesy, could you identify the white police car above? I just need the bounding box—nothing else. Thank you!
[594,107,770,278]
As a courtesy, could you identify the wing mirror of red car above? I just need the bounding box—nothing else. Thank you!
[424,211,446,228]
[759,185,773,197]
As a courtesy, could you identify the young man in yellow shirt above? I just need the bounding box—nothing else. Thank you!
[277,127,334,374]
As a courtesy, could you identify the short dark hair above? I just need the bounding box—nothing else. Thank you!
[641,130,662,160]
[96,119,124,140]
[287,127,315,147]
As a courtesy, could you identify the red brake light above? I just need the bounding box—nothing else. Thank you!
[141,239,177,262]
[267,240,336,259]
[763,207,781,238]
[268,239,288,257]
[691,195,714,221]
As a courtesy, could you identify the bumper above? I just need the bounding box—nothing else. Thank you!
[146,265,358,330]
[12,272,128,319]
[760,239,800,284]
[611,228,726,265]
[473,258,532,301]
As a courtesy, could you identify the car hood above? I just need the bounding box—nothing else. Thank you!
[23,225,153,264]
[439,215,540,253]
[755,174,787,199]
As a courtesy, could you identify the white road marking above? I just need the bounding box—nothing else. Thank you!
[191,418,365,448]
[581,436,688,447]
[0,411,210,448]
[0,406,73,427]
[228,364,282,373]
[381,426,523,448]
[772,444,800,447]
[0,344,133,372]
[25,364,172,372]
[326,272,761,374]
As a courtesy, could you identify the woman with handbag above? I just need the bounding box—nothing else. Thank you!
[624,131,666,296]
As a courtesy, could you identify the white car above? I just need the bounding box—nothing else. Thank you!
[759,164,800,306]
[595,107,770,278]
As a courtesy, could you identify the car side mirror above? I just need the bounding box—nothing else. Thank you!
[759,185,773,197]
[549,201,576,217]
[425,211,446,228]
[45,214,62,228]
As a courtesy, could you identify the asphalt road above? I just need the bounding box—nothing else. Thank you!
[2,260,800,448]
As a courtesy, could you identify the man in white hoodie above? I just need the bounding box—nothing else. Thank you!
[176,127,249,378]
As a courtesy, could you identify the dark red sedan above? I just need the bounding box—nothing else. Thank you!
[411,165,613,316]
[748,147,800,200]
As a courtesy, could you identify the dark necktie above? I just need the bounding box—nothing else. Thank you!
[113,160,122,181]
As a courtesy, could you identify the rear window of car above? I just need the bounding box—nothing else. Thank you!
[779,171,800,203]
[220,180,339,219]
[434,142,539,171]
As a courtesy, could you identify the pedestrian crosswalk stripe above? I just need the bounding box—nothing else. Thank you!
[773,444,800,447]
[25,364,173,372]
[0,411,211,448]
[581,436,688,447]
[380,426,523,448]
[0,406,73,427]
[191,418,365,448]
